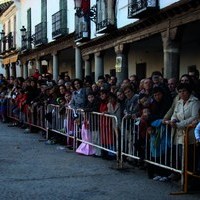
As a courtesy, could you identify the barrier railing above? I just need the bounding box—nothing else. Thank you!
[120,117,184,185]
[182,125,200,193]
[7,98,47,132]
[76,110,119,161]
[46,105,81,150]
[46,105,119,158]
[120,117,141,166]
[5,100,200,193]
[7,98,21,122]
[24,103,47,131]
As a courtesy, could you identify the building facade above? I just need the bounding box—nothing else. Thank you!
[0,0,199,83]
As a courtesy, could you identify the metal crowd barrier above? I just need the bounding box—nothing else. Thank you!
[7,98,47,131]
[182,125,200,194]
[76,110,119,161]
[5,100,200,193]
[120,117,184,185]
[120,117,141,165]
[46,105,80,150]
[46,105,119,157]
[24,103,47,131]
[7,98,20,121]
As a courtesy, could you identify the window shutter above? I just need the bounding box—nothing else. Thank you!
[27,8,32,49]
[60,0,68,35]
[41,0,47,43]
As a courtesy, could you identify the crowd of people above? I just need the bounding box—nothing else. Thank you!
[0,68,200,183]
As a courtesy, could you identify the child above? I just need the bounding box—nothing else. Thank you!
[135,94,152,164]
[194,109,200,174]
[107,92,121,126]
[76,92,99,156]
[135,108,151,169]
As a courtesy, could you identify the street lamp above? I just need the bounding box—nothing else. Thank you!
[0,30,5,40]
[20,26,26,38]
[74,0,82,9]
[20,26,35,44]
[74,0,96,23]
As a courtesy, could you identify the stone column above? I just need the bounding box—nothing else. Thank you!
[52,52,59,81]
[94,52,104,82]
[161,27,182,80]
[11,63,16,78]
[35,58,41,74]
[114,44,128,84]
[75,46,82,79]
[23,62,28,79]
[20,64,23,77]
[83,55,91,77]
[5,64,10,79]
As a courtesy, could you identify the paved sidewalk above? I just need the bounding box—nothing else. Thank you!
[0,122,200,200]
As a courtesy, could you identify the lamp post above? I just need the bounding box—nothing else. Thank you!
[74,0,82,9]
[0,30,5,39]
[74,0,96,23]
[20,26,26,38]
[20,26,35,50]
[0,30,4,53]
[0,30,6,53]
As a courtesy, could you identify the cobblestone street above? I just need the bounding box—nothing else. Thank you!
[0,122,200,200]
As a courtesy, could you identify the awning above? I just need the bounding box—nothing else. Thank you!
[9,54,18,63]
[2,54,18,65]
[2,57,10,65]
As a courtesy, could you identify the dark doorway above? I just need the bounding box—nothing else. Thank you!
[136,63,146,80]
[110,69,116,76]
[41,65,48,74]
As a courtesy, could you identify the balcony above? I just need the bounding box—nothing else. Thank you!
[0,32,16,54]
[96,0,117,34]
[52,9,68,39]
[96,17,116,34]
[74,15,90,42]
[128,0,160,19]
[7,32,15,50]
[34,22,48,46]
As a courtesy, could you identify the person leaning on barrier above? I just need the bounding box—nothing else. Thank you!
[99,89,112,159]
[146,86,172,180]
[83,92,99,113]
[168,83,200,178]
[123,84,139,119]
[170,83,200,144]
[116,89,126,121]
[69,79,87,110]
[135,93,152,166]
[163,74,196,124]
[80,92,100,156]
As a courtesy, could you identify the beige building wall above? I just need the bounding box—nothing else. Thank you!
[128,46,163,78]
[180,43,200,77]
[103,49,116,75]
